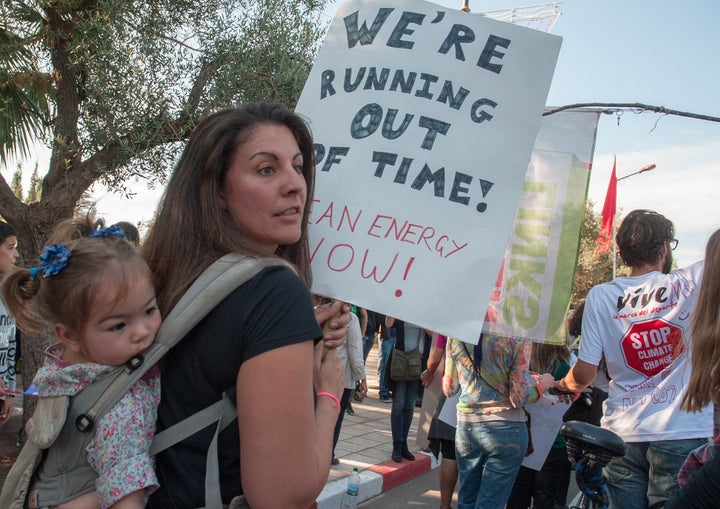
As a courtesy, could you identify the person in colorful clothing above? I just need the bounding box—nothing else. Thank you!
[442,334,554,509]
[0,221,19,427]
[555,209,712,509]
[667,227,720,508]
[1,217,161,509]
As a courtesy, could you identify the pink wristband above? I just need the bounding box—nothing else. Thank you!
[316,391,341,412]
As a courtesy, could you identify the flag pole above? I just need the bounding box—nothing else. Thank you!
[612,208,616,278]
[612,154,617,278]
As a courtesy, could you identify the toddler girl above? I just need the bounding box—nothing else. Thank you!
[1,218,161,509]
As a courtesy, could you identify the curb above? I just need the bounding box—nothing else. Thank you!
[313,450,438,508]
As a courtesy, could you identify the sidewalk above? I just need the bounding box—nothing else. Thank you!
[313,344,437,508]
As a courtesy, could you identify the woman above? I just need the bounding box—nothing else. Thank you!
[667,228,720,509]
[386,316,424,462]
[422,334,458,509]
[143,103,347,509]
[443,334,554,509]
[331,306,367,465]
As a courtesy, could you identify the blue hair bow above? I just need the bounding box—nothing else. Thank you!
[38,244,72,277]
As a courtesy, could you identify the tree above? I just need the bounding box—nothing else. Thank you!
[0,0,330,406]
[11,164,22,199]
[570,199,629,306]
[26,162,39,203]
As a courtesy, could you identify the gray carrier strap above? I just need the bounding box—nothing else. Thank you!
[150,392,239,509]
[149,393,235,455]
[149,393,243,509]
[73,254,293,509]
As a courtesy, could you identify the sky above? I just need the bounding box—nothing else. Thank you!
[5,0,720,266]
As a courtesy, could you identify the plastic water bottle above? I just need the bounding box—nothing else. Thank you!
[341,467,360,508]
[347,467,360,496]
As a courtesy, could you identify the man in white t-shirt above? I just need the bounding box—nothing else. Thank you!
[555,209,712,509]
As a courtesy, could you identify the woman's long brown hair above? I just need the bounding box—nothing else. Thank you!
[681,228,720,412]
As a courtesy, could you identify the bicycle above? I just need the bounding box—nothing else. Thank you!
[560,420,625,509]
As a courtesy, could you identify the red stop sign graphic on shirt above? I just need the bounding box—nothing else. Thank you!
[620,319,684,377]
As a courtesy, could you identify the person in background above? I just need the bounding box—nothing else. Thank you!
[561,302,607,429]
[93,218,141,247]
[0,221,19,429]
[345,304,365,415]
[506,342,571,509]
[558,300,607,507]
[0,218,160,509]
[422,334,458,509]
[566,302,582,358]
[443,334,554,509]
[360,308,379,363]
[113,221,141,246]
[352,307,378,407]
[386,316,424,462]
[356,306,368,344]
[568,300,610,393]
[667,228,720,509]
[331,305,367,465]
[377,313,394,403]
[555,209,712,509]
[416,329,434,408]
[142,103,348,509]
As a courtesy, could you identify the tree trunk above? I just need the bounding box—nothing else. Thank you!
[18,331,53,431]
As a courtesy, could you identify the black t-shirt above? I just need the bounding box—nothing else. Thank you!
[148,266,322,508]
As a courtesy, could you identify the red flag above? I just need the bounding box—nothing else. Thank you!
[596,157,617,256]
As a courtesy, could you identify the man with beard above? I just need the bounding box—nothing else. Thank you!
[555,209,712,509]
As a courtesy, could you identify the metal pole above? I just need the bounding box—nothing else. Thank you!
[612,216,616,278]
[616,163,656,182]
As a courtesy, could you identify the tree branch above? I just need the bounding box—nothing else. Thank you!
[0,175,25,223]
[543,103,720,123]
[77,114,195,184]
[185,54,233,114]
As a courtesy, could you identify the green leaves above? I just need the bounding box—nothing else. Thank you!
[1,0,329,180]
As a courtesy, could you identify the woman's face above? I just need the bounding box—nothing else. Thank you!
[219,124,307,254]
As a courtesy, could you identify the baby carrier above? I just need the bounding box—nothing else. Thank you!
[0,254,291,509]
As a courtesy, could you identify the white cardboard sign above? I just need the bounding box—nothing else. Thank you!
[296,0,562,342]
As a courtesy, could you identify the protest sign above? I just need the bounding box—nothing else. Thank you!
[296,0,562,342]
[522,396,570,470]
[483,110,600,343]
